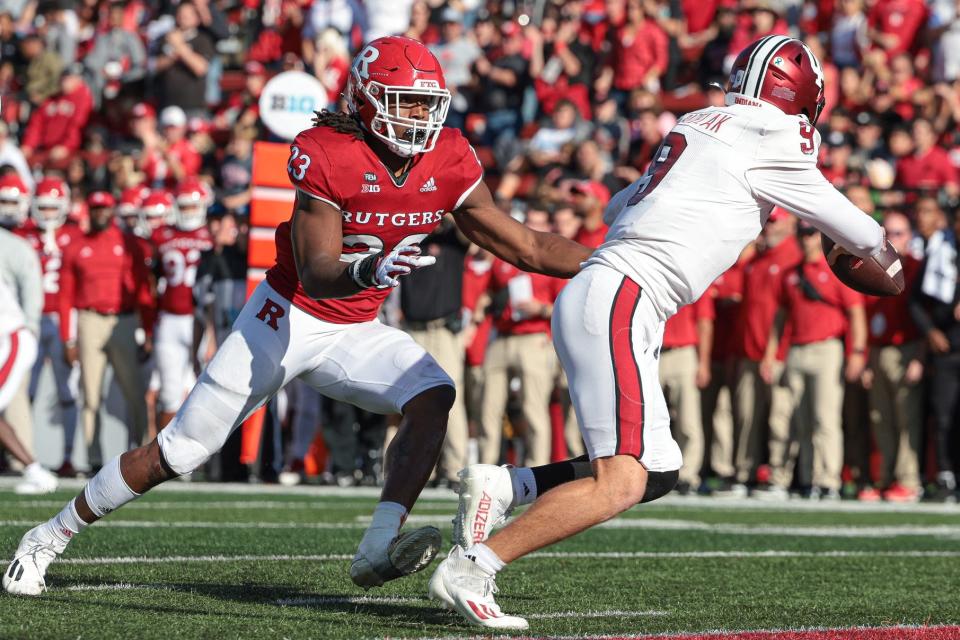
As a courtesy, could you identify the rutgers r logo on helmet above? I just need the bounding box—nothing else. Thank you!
[353,45,380,80]
[346,36,452,158]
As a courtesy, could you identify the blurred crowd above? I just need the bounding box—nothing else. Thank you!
[0,0,958,502]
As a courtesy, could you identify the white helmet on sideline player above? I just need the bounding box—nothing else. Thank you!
[31,177,70,231]
[0,174,30,228]
[174,178,211,231]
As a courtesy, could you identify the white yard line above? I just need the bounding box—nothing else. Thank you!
[66,582,172,592]
[0,519,362,529]
[526,610,668,620]
[394,626,960,640]
[277,595,423,606]
[2,477,959,515]
[48,549,960,566]
[357,515,960,539]
[58,553,352,565]
[2,516,959,538]
[12,500,455,512]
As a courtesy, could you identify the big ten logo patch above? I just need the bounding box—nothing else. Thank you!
[256,298,286,331]
[270,94,317,114]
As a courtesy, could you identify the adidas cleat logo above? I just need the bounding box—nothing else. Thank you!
[420,177,438,192]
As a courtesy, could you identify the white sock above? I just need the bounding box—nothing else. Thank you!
[357,501,408,556]
[464,543,505,575]
[47,499,87,546]
[511,467,537,507]
[83,455,140,518]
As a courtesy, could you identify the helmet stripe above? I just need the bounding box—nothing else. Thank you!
[744,35,792,98]
[740,35,775,97]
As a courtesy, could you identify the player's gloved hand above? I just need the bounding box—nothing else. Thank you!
[348,245,437,289]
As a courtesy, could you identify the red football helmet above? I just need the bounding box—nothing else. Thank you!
[725,36,825,125]
[141,189,176,231]
[117,184,151,237]
[32,177,71,231]
[174,178,211,231]
[346,35,451,157]
[0,174,30,227]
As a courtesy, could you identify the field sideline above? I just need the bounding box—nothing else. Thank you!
[1,478,958,639]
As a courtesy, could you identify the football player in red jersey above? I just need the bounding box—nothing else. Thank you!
[16,177,83,476]
[3,35,592,597]
[152,179,213,429]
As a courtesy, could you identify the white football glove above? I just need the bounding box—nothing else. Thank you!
[348,245,437,289]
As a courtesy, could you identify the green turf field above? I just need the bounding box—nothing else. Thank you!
[1,482,959,639]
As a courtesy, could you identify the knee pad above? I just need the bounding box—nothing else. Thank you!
[640,469,679,504]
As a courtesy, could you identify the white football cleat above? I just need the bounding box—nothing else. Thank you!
[350,526,441,589]
[452,464,516,549]
[428,546,528,630]
[14,463,58,495]
[3,524,68,596]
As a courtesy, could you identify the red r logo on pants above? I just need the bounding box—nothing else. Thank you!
[256,298,285,331]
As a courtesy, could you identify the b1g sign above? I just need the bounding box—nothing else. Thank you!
[259,71,328,141]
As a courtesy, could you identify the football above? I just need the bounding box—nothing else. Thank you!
[821,235,905,297]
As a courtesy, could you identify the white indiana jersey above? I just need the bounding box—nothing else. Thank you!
[590,99,884,320]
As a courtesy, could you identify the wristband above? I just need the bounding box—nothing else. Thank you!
[348,252,381,289]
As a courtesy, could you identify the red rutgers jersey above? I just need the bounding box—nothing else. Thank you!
[17,224,84,313]
[151,226,213,315]
[267,125,483,324]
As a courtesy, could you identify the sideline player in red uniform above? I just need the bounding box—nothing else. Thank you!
[17,177,83,475]
[152,179,213,428]
[3,36,591,596]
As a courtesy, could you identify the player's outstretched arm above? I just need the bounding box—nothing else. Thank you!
[291,192,363,300]
[454,180,592,278]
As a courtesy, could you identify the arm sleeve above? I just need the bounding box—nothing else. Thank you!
[130,237,157,337]
[21,107,43,149]
[287,130,342,209]
[746,118,884,259]
[694,291,716,321]
[451,130,485,211]
[124,33,148,81]
[908,258,936,335]
[58,245,77,343]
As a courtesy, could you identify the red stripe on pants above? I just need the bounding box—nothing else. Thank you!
[0,330,20,390]
[609,278,644,457]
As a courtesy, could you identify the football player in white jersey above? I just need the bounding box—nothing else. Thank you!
[429,36,898,630]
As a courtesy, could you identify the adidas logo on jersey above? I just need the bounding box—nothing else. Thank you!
[419,177,437,192]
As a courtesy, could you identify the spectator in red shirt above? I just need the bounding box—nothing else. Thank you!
[864,211,924,502]
[727,2,790,65]
[528,11,596,119]
[727,210,801,497]
[895,118,960,198]
[136,105,202,189]
[596,0,668,103]
[660,294,715,494]
[767,222,867,499]
[213,60,266,131]
[20,64,93,171]
[701,246,753,488]
[312,28,350,107]
[867,0,929,59]
[478,207,566,468]
[462,248,495,445]
[570,180,610,249]
[60,192,155,465]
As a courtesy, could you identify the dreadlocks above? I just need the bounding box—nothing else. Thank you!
[311,110,365,140]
